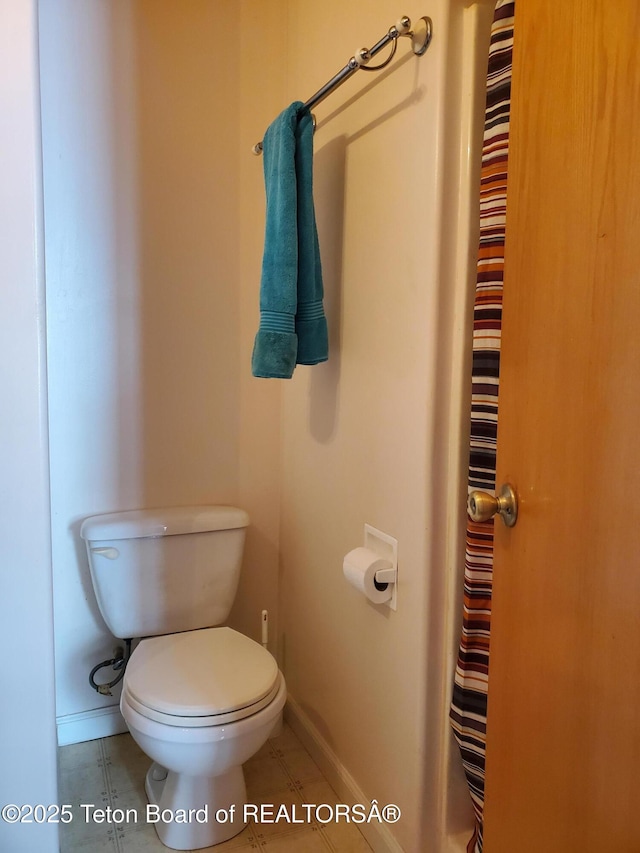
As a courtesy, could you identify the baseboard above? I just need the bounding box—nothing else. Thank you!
[284,697,404,853]
[447,829,471,853]
[56,704,128,746]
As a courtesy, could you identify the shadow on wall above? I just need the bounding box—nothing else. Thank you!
[309,135,347,444]
[69,518,104,631]
[307,52,427,445]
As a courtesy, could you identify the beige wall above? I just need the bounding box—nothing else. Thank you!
[41,0,283,736]
[231,0,288,654]
[278,2,489,849]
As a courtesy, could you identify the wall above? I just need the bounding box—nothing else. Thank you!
[39,0,284,744]
[278,2,491,850]
[232,0,288,670]
[0,1,58,850]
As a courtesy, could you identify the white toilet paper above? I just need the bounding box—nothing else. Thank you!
[343,547,394,604]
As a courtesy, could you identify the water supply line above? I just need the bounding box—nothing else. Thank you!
[89,639,132,696]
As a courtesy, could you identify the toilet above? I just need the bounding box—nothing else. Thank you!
[80,506,286,851]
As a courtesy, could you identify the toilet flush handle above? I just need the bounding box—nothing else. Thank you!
[90,547,120,560]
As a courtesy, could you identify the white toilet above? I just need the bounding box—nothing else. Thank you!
[80,506,286,851]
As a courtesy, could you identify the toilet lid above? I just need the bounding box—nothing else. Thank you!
[125,627,279,719]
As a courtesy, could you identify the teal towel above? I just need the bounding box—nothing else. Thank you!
[252,102,328,378]
[294,110,329,366]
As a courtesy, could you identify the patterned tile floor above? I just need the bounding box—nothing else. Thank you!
[58,724,372,852]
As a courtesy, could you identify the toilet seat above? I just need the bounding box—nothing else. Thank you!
[124,626,280,728]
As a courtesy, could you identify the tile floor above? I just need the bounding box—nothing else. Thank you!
[58,724,372,853]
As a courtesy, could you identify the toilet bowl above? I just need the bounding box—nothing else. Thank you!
[120,626,286,850]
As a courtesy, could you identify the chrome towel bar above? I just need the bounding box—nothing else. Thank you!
[252,14,432,155]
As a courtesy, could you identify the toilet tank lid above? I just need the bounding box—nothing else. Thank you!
[80,506,249,541]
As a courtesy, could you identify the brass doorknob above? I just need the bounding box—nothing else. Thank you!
[467,483,518,528]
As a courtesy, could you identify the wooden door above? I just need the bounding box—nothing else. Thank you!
[483,3,640,851]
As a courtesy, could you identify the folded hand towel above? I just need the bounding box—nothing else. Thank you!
[251,102,300,378]
[251,103,328,378]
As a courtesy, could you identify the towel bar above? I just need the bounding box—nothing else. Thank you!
[252,14,432,155]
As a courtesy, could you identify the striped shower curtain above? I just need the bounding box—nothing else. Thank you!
[449,2,515,852]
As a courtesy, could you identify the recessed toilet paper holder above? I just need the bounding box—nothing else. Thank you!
[365,524,398,610]
[343,526,399,609]
[373,565,397,590]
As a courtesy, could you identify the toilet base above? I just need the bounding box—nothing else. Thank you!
[145,762,248,850]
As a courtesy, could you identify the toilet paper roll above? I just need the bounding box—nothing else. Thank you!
[343,547,394,604]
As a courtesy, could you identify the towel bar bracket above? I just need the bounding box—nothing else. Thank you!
[411,15,433,56]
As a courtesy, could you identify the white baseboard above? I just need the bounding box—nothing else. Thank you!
[284,697,404,853]
[56,704,128,746]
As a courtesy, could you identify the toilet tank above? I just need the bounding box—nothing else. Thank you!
[80,506,249,639]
